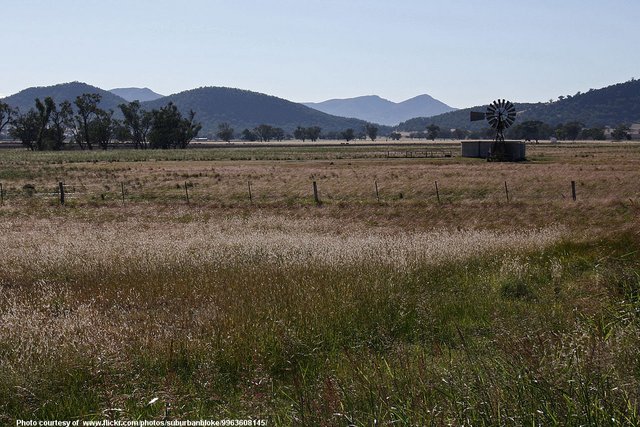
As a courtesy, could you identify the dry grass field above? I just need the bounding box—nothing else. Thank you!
[1,141,640,425]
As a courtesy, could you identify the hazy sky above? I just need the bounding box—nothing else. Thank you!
[1,0,638,107]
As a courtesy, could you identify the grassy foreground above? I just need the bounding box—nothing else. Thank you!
[0,143,639,425]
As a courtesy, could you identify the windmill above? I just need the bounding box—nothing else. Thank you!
[470,99,516,161]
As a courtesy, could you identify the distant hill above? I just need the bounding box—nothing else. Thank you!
[397,79,640,131]
[304,94,456,126]
[142,87,379,135]
[109,87,164,102]
[2,81,128,113]
[1,82,384,137]
[397,103,536,132]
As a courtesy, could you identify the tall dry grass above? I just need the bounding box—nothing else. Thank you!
[0,144,639,424]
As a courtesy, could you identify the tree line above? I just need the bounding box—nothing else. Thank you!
[0,94,201,150]
[506,121,633,142]
[0,97,390,148]
[3,96,634,147]
[403,121,634,142]
[215,123,383,143]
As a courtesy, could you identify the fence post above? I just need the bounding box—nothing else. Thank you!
[184,181,190,204]
[504,181,510,202]
[121,182,125,204]
[571,180,576,201]
[313,181,320,205]
[374,180,380,203]
[435,181,441,204]
[0,183,3,205]
[248,181,253,203]
[59,182,65,205]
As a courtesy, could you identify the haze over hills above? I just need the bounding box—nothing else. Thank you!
[109,87,164,102]
[397,79,640,132]
[304,94,456,126]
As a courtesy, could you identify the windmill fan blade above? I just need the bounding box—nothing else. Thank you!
[470,111,486,121]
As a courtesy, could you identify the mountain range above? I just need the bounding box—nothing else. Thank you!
[2,78,640,137]
[303,94,456,126]
[141,87,377,135]
[397,79,640,131]
[3,82,127,114]
[1,82,379,136]
[109,87,164,102]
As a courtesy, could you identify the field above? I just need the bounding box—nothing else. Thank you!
[1,141,640,425]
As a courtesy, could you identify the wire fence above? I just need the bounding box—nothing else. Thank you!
[0,177,624,208]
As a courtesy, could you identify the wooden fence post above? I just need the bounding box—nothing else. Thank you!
[504,181,510,202]
[121,182,125,204]
[571,180,576,201]
[0,183,3,205]
[248,181,253,203]
[59,182,65,205]
[313,181,320,205]
[374,180,380,203]
[435,181,441,204]
[184,181,190,204]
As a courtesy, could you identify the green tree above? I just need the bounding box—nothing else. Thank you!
[509,120,551,142]
[364,123,378,141]
[294,126,307,141]
[0,101,15,136]
[389,132,401,141]
[9,96,72,151]
[10,110,40,150]
[119,101,152,149]
[179,110,202,148]
[427,124,440,140]
[556,122,583,141]
[48,100,73,150]
[90,110,115,150]
[305,126,321,142]
[254,124,274,142]
[581,127,606,140]
[341,128,355,142]
[241,128,257,141]
[74,93,103,150]
[148,102,201,149]
[216,122,234,142]
[34,97,55,151]
[273,127,285,141]
[611,125,631,141]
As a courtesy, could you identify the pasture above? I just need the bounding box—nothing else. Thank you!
[1,141,640,425]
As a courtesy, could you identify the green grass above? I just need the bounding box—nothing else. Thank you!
[1,233,639,424]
